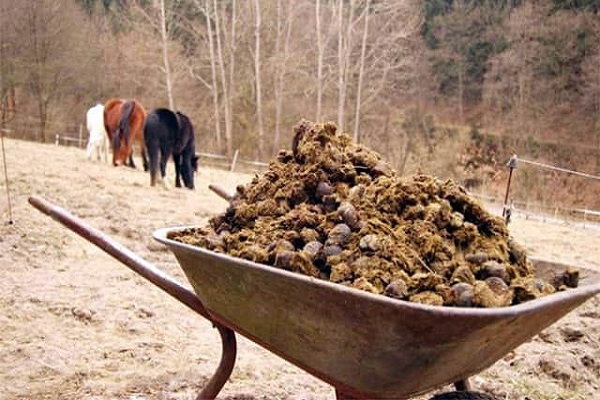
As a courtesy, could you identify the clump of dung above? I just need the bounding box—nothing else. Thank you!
[169,120,578,307]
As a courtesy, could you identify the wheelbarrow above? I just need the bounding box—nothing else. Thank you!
[29,195,600,400]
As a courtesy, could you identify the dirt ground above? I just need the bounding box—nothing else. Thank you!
[1,138,599,400]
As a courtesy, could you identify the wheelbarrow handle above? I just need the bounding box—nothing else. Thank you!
[29,195,211,319]
[208,184,234,202]
[28,195,237,400]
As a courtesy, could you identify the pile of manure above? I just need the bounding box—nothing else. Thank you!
[169,120,578,307]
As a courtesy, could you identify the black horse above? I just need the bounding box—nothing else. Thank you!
[143,108,197,189]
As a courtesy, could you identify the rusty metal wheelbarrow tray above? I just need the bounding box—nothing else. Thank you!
[29,196,600,400]
[154,226,600,399]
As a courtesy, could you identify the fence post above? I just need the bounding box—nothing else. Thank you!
[55,134,59,146]
[78,124,83,148]
[230,149,239,172]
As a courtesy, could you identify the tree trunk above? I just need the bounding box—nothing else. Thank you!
[253,0,264,161]
[0,0,16,127]
[458,60,464,122]
[273,0,283,155]
[352,0,369,143]
[272,1,294,155]
[159,0,174,110]
[315,0,323,122]
[336,0,344,130]
[203,0,222,152]
[213,0,233,158]
[38,100,47,143]
[596,60,600,173]
[227,0,236,151]
[337,0,355,132]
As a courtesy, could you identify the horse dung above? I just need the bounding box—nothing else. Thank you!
[168,120,580,308]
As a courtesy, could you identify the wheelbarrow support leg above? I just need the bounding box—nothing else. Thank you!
[197,325,237,400]
[454,378,472,391]
[28,195,237,400]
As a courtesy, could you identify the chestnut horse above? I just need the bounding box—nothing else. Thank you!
[103,98,148,169]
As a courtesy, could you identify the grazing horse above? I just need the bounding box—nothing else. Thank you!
[85,103,108,162]
[143,108,197,189]
[103,98,148,169]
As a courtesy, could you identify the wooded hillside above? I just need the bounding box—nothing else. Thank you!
[1,0,599,209]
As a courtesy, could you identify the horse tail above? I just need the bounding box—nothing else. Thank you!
[112,129,121,151]
[174,112,194,155]
[119,100,135,144]
[143,111,160,186]
[174,112,196,189]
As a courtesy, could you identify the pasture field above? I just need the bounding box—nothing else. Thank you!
[0,138,599,400]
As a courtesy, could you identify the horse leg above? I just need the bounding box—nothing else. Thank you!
[102,137,108,163]
[146,140,160,187]
[111,130,121,166]
[182,147,195,190]
[127,150,137,169]
[159,142,171,190]
[94,141,101,161]
[141,146,149,172]
[173,153,183,188]
[85,139,94,160]
[186,146,196,190]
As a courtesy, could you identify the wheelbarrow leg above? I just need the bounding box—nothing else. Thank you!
[454,378,472,391]
[197,324,237,400]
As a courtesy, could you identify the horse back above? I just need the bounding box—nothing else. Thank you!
[144,108,179,142]
[103,98,124,140]
[174,112,195,154]
[103,98,146,139]
[86,104,105,134]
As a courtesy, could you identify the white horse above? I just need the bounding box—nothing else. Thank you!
[85,103,109,162]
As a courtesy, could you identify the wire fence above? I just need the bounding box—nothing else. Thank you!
[55,125,86,148]
[474,193,600,232]
[488,155,600,231]
[52,131,269,173]
[197,149,269,173]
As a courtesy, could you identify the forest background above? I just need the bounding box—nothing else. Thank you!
[1,0,599,213]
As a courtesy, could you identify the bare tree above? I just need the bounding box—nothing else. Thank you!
[0,0,17,128]
[336,0,355,132]
[483,2,543,134]
[188,0,239,155]
[227,0,237,149]
[214,0,233,158]
[581,48,600,172]
[205,1,223,152]
[16,0,83,142]
[315,0,324,122]
[253,0,265,161]
[352,0,370,143]
[432,0,473,122]
[159,0,174,109]
[348,1,423,138]
[272,0,295,154]
[129,0,176,109]
[190,0,223,151]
